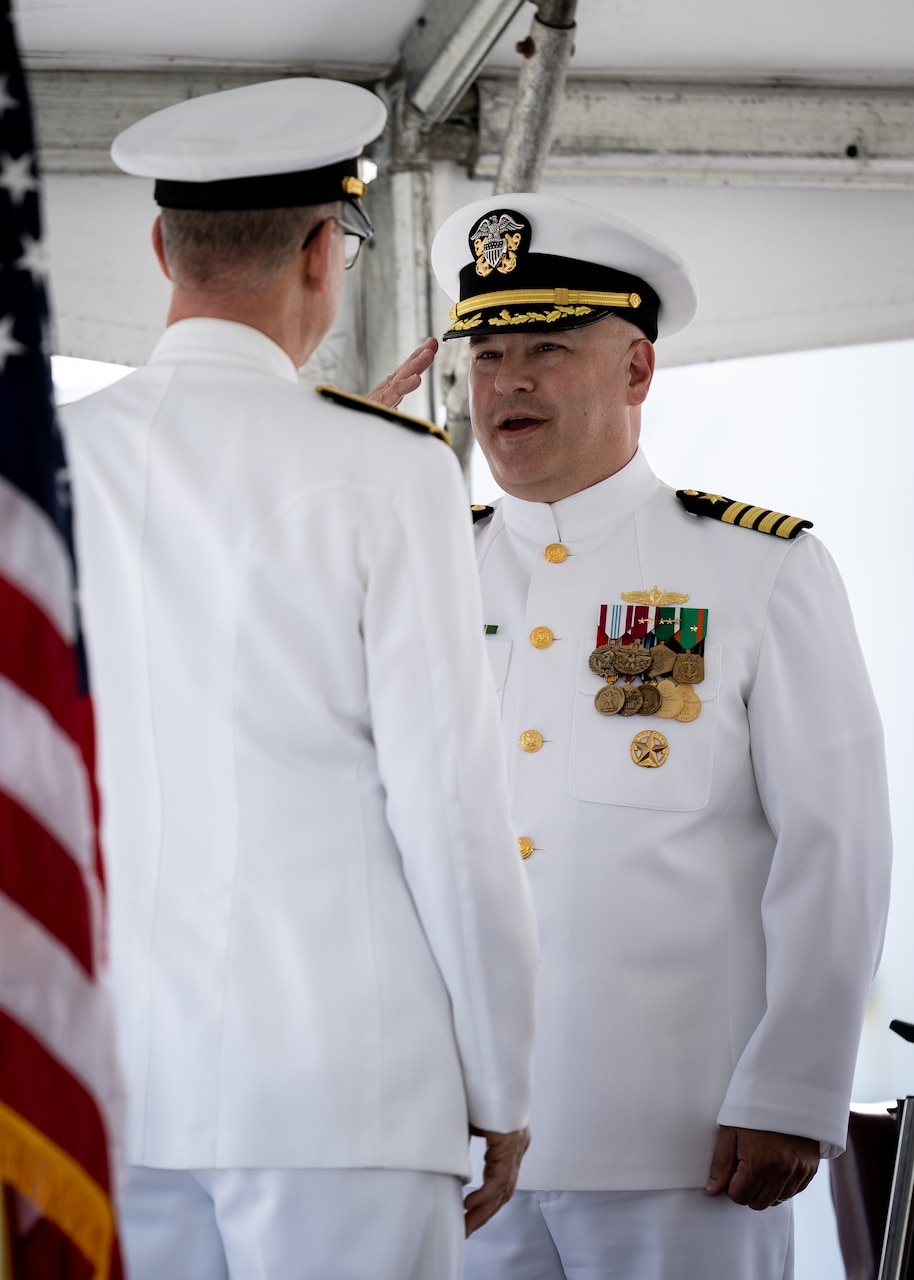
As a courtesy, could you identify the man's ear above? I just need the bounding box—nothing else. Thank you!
[300,217,335,294]
[627,338,655,406]
[151,216,171,281]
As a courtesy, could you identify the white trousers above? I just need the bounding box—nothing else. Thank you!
[464,1187,794,1280]
[121,1165,464,1280]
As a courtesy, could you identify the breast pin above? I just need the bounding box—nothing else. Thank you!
[630,730,669,768]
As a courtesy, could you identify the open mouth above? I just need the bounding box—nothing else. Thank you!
[499,413,545,432]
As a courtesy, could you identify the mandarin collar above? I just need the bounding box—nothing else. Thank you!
[500,447,661,544]
[148,318,300,384]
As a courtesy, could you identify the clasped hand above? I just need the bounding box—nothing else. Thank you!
[463,1125,531,1237]
[706,1125,820,1211]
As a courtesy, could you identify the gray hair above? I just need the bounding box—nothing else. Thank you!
[159,201,342,292]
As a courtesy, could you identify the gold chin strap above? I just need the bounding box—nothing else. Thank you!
[449,287,641,322]
[341,175,366,197]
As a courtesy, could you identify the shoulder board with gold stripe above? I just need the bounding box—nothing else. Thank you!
[676,489,813,539]
[316,385,451,445]
[471,504,495,525]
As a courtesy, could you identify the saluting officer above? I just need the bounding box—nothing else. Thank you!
[431,192,892,1280]
[62,81,538,1280]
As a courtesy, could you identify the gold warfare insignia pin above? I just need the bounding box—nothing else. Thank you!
[469,210,530,279]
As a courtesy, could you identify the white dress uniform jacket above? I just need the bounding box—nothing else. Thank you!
[62,318,537,1177]
[475,446,891,1191]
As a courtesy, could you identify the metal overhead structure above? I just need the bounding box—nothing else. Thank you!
[362,0,579,461]
[492,0,578,195]
[402,0,527,124]
[477,76,914,189]
[360,0,526,425]
[436,0,578,466]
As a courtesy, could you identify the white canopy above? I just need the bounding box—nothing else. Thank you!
[13,0,914,373]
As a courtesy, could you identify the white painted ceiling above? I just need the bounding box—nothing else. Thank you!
[14,0,914,77]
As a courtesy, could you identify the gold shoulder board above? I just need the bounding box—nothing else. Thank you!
[676,489,813,539]
[316,385,451,445]
[471,504,495,525]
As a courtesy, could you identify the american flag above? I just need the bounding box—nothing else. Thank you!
[0,2,123,1277]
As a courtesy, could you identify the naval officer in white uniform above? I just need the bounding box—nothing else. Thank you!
[62,81,538,1280]
[431,194,892,1279]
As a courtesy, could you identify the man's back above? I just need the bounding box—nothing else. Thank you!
[63,317,535,1178]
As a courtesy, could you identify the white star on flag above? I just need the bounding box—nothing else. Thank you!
[17,230,49,280]
[0,312,27,371]
[0,149,38,205]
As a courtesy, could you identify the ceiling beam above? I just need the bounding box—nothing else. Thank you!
[477,76,914,188]
[28,68,914,190]
[399,0,527,124]
[27,67,324,173]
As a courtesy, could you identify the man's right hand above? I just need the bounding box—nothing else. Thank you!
[365,337,438,410]
[463,1126,531,1237]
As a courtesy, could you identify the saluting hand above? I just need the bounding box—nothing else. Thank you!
[706,1125,820,1211]
[366,337,438,409]
[463,1125,531,1237]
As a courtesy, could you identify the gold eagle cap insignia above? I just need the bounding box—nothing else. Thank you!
[470,212,526,278]
[620,585,690,606]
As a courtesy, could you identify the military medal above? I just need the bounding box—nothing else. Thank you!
[589,644,618,679]
[649,642,676,676]
[674,686,702,722]
[672,652,705,684]
[637,683,662,715]
[672,608,707,684]
[610,640,653,678]
[619,687,643,716]
[589,604,623,678]
[595,685,625,716]
[591,590,710,762]
[654,678,684,719]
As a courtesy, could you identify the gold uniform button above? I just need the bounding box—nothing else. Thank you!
[544,543,568,564]
[519,729,544,753]
[530,626,554,649]
[517,836,534,860]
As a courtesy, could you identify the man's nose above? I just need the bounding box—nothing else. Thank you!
[494,356,534,395]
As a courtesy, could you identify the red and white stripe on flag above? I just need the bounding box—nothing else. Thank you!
[0,479,124,1280]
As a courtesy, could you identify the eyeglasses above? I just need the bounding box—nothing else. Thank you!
[302,206,374,270]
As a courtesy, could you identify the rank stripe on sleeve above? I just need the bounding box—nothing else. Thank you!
[676,490,813,538]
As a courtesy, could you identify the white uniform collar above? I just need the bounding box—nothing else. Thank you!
[148,318,300,384]
[500,446,661,543]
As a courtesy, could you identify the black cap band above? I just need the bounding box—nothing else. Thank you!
[445,253,660,341]
[154,158,364,211]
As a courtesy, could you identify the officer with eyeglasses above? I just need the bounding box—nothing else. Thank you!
[61,78,538,1280]
[302,209,373,269]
